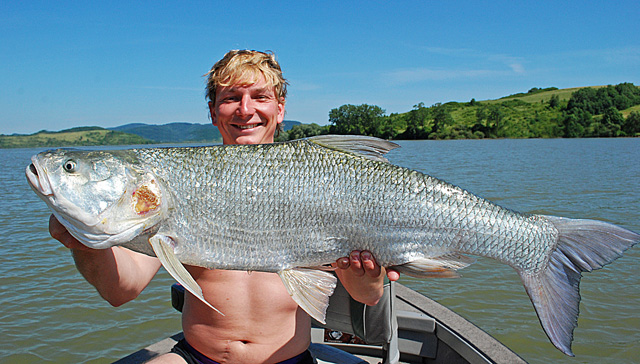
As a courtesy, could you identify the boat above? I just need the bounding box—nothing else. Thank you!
[115,281,526,364]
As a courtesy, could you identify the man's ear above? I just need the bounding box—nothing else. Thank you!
[277,99,285,124]
[208,101,217,125]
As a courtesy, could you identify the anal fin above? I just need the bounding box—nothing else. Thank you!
[149,235,224,316]
[392,253,475,278]
[278,268,337,324]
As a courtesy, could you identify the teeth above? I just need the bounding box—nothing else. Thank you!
[236,124,261,130]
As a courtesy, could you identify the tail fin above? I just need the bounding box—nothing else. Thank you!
[519,216,638,356]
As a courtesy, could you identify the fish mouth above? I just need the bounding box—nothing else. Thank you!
[26,158,53,196]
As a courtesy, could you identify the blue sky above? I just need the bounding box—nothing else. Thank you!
[1,1,638,135]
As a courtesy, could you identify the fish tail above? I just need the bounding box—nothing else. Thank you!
[520,216,638,356]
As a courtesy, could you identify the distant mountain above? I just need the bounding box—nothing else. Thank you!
[282,120,302,131]
[109,122,220,143]
[0,120,306,148]
[109,120,302,143]
[0,128,151,148]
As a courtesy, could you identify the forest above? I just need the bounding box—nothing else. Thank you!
[277,83,640,141]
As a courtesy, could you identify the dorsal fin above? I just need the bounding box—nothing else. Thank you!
[307,135,400,162]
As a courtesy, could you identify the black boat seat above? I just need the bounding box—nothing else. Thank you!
[309,280,437,364]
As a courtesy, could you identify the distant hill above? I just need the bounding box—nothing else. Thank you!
[109,120,302,143]
[109,122,221,143]
[319,83,640,140]
[0,127,152,149]
[487,85,608,104]
[0,120,305,148]
[282,120,302,131]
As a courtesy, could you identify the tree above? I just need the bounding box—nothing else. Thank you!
[328,104,386,137]
[486,105,504,137]
[567,87,598,114]
[602,107,624,136]
[566,83,640,117]
[402,102,430,139]
[430,103,455,138]
[285,123,327,140]
[622,111,640,136]
[590,107,623,137]
[615,83,640,105]
[562,113,585,138]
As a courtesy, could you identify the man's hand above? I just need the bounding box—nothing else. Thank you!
[49,214,90,250]
[335,250,400,282]
[333,250,400,306]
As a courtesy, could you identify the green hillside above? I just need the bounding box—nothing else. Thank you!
[489,86,608,104]
[280,83,640,141]
[622,104,640,118]
[0,127,152,149]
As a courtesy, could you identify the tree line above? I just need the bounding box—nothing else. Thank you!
[276,83,640,141]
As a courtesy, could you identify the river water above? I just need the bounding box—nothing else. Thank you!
[1,138,638,363]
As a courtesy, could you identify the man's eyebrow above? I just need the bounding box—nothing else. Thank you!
[252,86,272,94]
[219,87,239,93]
[219,86,272,94]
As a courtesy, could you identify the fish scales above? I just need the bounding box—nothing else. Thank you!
[26,135,638,356]
[128,139,555,273]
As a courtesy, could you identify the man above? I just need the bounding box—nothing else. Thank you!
[49,50,399,364]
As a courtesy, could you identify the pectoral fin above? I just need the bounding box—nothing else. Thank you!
[278,268,337,324]
[149,235,224,316]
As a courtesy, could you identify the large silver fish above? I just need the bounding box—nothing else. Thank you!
[26,135,637,356]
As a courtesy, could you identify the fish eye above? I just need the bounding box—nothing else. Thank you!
[63,160,77,173]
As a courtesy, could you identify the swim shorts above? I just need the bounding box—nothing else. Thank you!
[169,338,315,364]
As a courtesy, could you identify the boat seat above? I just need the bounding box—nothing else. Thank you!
[310,280,393,346]
[310,280,395,364]
[311,280,438,364]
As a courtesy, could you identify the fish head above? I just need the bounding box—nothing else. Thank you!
[26,149,168,249]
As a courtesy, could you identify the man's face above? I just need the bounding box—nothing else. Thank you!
[210,75,284,145]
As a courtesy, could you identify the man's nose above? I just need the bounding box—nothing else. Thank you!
[237,95,255,116]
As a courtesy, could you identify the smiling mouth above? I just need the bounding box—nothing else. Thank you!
[234,123,264,130]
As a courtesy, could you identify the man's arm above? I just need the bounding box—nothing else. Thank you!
[334,250,399,306]
[49,215,161,306]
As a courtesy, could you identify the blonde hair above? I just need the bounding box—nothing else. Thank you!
[205,50,288,106]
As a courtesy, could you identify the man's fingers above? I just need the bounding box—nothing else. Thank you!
[336,250,395,280]
[48,214,88,250]
[336,257,350,269]
[48,214,67,240]
[360,251,381,277]
[348,251,365,276]
[386,268,400,282]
